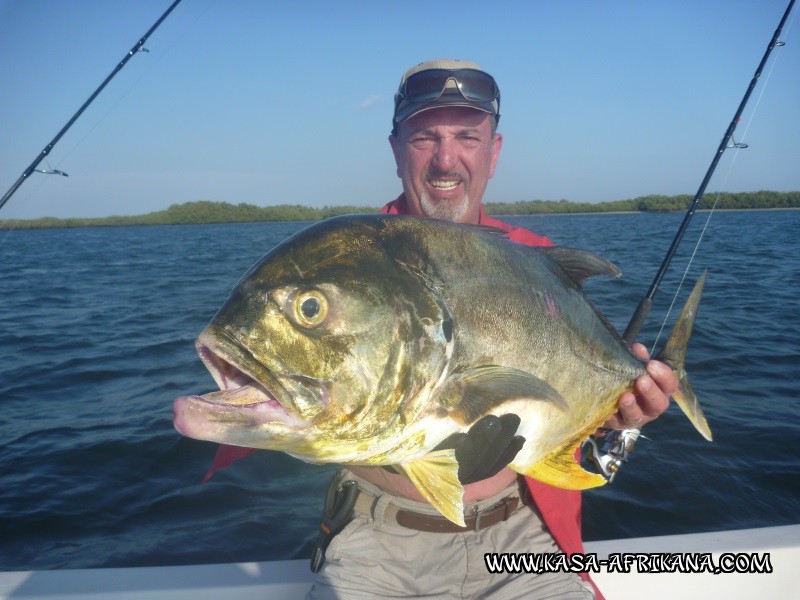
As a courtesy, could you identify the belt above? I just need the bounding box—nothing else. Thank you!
[352,485,528,533]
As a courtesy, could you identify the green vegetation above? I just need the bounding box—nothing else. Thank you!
[6,201,374,229]
[484,190,800,215]
[5,191,798,229]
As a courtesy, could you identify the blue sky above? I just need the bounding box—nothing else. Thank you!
[1,0,798,220]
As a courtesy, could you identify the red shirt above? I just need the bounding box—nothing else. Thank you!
[381,195,603,599]
[380,195,554,247]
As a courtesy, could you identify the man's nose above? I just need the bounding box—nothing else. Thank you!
[432,137,458,172]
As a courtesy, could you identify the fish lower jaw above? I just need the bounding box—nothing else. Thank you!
[251,399,310,428]
[194,338,307,424]
[172,391,310,437]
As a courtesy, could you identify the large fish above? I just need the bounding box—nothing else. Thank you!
[173,214,711,526]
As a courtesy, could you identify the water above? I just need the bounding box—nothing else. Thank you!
[0,211,798,571]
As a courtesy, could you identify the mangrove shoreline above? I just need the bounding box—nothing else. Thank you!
[4,191,798,230]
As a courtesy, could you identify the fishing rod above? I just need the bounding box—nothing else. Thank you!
[622,0,795,344]
[588,0,795,483]
[0,0,183,214]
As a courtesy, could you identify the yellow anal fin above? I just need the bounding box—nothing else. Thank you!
[520,445,607,490]
[396,449,466,527]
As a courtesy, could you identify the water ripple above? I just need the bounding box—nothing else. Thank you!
[1,214,798,569]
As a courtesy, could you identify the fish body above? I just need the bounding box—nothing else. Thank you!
[173,214,711,525]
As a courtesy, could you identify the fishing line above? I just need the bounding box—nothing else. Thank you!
[0,0,184,215]
[50,52,159,167]
[0,2,176,246]
[588,3,797,483]
[649,176,730,355]
[52,1,211,170]
[0,176,49,248]
[649,3,797,353]
[0,0,208,249]
[623,0,796,347]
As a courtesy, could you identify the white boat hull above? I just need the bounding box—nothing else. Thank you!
[2,525,798,599]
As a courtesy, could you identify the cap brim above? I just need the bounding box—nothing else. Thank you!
[394,97,497,126]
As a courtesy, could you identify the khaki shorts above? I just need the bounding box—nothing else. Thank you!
[307,471,595,600]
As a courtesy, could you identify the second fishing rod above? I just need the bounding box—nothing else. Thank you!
[588,0,796,483]
[622,0,795,345]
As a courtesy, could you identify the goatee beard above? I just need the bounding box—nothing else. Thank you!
[419,191,471,223]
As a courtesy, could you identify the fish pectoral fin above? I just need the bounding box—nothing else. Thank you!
[519,445,607,490]
[397,449,466,527]
[446,365,568,425]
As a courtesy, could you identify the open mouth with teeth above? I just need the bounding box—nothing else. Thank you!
[172,334,309,445]
[430,179,461,191]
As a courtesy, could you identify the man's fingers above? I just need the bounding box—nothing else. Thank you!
[616,391,645,427]
[646,360,679,396]
[630,342,650,361]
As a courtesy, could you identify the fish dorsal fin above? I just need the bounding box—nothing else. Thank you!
[445,365,568,425]
[518,443,607,490]
[396,449,466,526]
[452,222,510,238]
[542,247,622,286]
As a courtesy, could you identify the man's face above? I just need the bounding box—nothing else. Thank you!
[389,106,502,224]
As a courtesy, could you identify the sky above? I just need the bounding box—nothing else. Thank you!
[0,0,798,220]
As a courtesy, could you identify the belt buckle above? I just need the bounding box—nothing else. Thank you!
[501,495,516,520]
[472,504,482,532]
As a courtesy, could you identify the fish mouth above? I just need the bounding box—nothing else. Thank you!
[173,332,312,440]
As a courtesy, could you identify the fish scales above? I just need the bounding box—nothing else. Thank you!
[174,214,711,525]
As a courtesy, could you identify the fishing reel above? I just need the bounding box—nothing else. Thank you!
[584,428,647,483]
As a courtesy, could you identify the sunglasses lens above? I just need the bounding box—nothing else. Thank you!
[403,70,453,101]
[456,71,498,101]
[403,69,497,103]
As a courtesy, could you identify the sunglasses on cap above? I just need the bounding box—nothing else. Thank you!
[397,68,500,107]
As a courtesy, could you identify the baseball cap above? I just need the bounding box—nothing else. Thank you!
[392,59,501,132]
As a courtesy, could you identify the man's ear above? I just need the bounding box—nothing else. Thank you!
[388,133,402,178]
[488,133,503,178]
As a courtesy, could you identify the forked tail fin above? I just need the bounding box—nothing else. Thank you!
[655,270,713,441]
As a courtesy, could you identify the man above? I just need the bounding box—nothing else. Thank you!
[306,59,676,600]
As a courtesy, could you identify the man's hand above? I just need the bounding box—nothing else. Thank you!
[435,414,525,484]
[603,343,677,430]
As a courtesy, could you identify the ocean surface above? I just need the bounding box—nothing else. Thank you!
[0,210,798,571]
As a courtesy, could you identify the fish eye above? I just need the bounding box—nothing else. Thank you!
[293,290,328,328]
